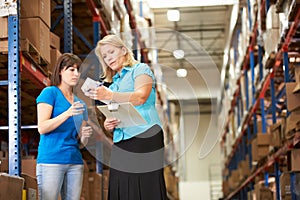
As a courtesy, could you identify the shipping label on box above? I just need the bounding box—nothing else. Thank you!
[280,172,291,196]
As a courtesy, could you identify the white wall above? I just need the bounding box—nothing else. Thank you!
[177,104,222,200]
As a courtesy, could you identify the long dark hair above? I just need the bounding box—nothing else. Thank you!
[51,53,82,86]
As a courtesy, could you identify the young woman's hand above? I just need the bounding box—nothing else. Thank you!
[80,126,93,147]
[67,101,85,116]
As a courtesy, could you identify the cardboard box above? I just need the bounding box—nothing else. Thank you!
[256,133,271,145]
[254,187,273,200]
[288,149,300,172]
[0,150,5,158]
[50,32,60,50]
[21,173,38,200]
[269,122,283,147]
[0,158,8,173]
[20,0,51,27]
[88,172,102,200]
[280,172,291,197]
[0,17,8,38]
[238,159,251,179]
[285,109,300,136]
[251,138,270,161]
[80,171,90,200]
[295,66,300,83]
[0,173,24,200]
[20,18,50,63]
[49,49,62,73]
[22,159,36,178]
[0,40,8,52]
[286,82,300,112]
[103,169,110,190]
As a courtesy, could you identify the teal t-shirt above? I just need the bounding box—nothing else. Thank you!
[36,86,88,164]
[109,63,162,143]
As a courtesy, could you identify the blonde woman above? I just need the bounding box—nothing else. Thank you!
[88,35,167,200]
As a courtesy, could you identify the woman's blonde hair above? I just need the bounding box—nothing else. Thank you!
[95,34,138,82]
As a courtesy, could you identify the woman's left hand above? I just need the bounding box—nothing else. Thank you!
[80,126,92,147]
[81,126,93,138]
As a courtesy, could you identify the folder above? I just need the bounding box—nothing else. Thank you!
[97,102,147,128]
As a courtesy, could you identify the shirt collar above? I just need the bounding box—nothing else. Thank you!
[112,66,133,81]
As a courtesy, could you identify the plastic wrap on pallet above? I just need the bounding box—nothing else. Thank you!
[120,14,133,48]
[0,0,17,17]
[266,5,280,30]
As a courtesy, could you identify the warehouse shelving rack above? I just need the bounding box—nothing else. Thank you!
[1,3,51,176]
[4,0,152,176]
[221,0,300,199]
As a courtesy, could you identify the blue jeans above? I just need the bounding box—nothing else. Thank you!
[36,164,84,200]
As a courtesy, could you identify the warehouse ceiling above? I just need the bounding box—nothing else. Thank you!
[151,5,233,101]
[51,0,236,105]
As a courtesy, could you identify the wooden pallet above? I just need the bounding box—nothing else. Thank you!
[20,38,49,76]
[0,38,49,76]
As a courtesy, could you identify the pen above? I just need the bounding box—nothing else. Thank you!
[87,81,104,92]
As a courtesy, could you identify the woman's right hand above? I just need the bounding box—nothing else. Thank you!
[104,118,120,131]
[67,101,85,117]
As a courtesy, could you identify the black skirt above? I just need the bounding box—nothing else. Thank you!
[108,125,168,200]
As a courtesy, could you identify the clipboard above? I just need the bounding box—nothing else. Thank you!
[97,102,147,128]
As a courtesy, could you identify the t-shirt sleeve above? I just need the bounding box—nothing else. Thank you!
[36,87,55,106]
[133,63,155,82]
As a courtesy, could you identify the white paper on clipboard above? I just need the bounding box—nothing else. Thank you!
[97,102,146,128]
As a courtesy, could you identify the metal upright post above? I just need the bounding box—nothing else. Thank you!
[237,96,241,127]
[270,76,276,124]
[250,48,255,105]
[247,0,252,30]
[244,68,249,109]
[270,72,281,199]
[274,162,280,200]
[247,127,252,169]
[8,12,21,176]
[283,51,290,83]
[93,17,100,47]
[258,45,263,81]
[260,98,266,134]
[291,172,296,200]
[265,0,270,13]
[64,0,73,53]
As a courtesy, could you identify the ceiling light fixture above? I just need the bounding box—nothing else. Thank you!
[176,68,187,77]
[173,49,184,59]
[167,9,180,21]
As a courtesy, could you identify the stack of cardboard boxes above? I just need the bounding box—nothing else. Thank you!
[20,0,63,75]
[20,0,51,66]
